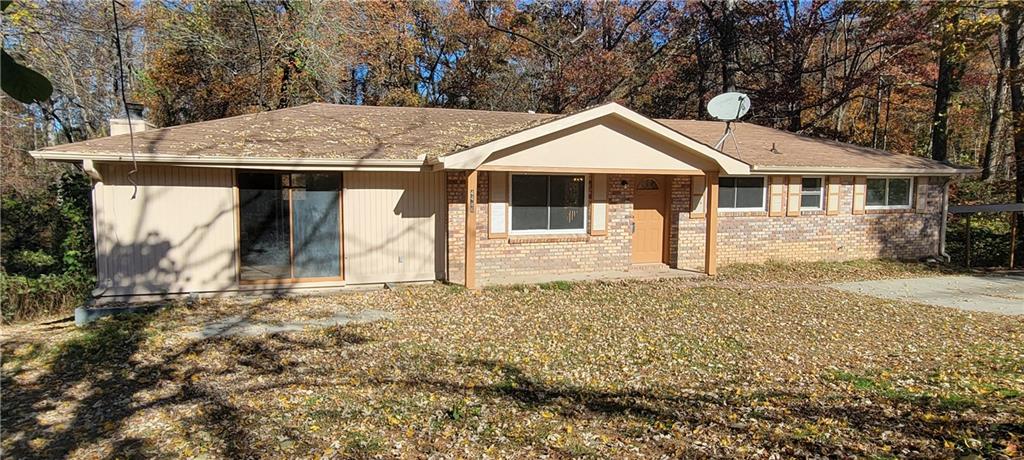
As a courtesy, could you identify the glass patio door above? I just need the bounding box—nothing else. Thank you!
[237,171,341,282]
[291,173,341,278]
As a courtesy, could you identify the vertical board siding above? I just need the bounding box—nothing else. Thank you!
[852,176,867,215]
[689,176,706,219]
[768,176,786,217]
[826,176,842,215]
[915,177,931,213]
[786,176,802,217]
[93,164,237,297]
[343,171,445,283]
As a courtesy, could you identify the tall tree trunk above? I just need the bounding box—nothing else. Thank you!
[882,78,893,150]
[718,0,738,93]
[931,49,956,162]
[872,76,884,148]
[694,26,708,119]
[1006,4,1023,262]
[983,14,1010,180]
[786,57,805,132]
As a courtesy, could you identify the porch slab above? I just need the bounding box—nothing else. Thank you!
[482,265,702,287]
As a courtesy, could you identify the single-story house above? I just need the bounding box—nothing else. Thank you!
[31,102,973,300]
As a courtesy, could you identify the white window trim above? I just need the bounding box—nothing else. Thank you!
[509,173,589,235]
[865,176,914,209]
[718,176,767,212]
[800,176,824,210]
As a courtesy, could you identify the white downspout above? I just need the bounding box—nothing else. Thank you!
[939,177,951,262]
[81,159,106,299]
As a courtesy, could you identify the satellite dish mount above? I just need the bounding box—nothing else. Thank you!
[706,92,750,153]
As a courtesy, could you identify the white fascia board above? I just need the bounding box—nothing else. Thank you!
[439,103,751,175]
[748,165,980,176]
[29,151,428,171]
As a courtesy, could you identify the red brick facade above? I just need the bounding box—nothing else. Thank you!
[447,172,946,285]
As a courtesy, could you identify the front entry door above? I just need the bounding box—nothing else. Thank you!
[631,176,666,264]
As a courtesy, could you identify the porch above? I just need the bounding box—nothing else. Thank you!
[451,171,724,289]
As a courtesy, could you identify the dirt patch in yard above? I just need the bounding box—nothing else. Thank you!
[3,265,1022,458]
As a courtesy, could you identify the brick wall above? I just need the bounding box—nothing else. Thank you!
[446,172,946,284]
[457,172,635,285]
[446,171,467,285]
[673,176,946,270]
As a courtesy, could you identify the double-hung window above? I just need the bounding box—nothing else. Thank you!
[866,177,912,209]
[719,176,766,211]
[510,174,587,233]
[800,177,824,210]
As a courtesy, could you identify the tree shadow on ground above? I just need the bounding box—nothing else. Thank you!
[3,315,1019,458]
[375,357,1022,457]
[1,305,374,459]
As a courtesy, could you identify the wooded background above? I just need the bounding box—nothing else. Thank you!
[1,0,1022,320]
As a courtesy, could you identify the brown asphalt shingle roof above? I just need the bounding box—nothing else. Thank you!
[655,119,962,172]
[37,103,555,160]
[37,102,963,172]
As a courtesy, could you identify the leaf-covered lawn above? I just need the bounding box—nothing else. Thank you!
[2,262,1022,458]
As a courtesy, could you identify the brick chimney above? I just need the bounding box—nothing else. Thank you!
[109,102,154,136]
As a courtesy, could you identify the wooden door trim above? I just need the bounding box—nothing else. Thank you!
[630,175,668,265]
[338,172,345,281]
[661,175,672,264]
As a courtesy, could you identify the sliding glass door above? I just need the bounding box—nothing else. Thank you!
[237,171,341,282]
[291,173,341,278]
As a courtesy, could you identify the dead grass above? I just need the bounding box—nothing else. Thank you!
[2,261,1022,458]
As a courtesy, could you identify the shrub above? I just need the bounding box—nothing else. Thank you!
[0,272,93,323]
[946,214,1014,268]
[6,250,57,275]
[1,167,95,323]
[948,177,1021,268]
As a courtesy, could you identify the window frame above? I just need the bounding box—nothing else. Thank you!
[235,170,344,284]
[718,176,767,212]
[800,176,825,211]
[865,176,913,210]
[508,173,589,235]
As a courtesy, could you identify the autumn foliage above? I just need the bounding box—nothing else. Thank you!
[1,0,1022,280]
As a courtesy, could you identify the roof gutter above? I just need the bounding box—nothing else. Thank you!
[747,165,980,176]
[29,151,430,172]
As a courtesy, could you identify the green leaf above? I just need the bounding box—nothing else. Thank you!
[1,1,11,12]
[1,49,54,104]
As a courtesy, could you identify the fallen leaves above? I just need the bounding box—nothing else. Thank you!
[1,261,1021,458]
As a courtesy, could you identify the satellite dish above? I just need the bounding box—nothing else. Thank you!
[707,92,750,121]
[706,92,750,153]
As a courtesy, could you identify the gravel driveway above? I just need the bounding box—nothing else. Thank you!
[832,273,1024,315]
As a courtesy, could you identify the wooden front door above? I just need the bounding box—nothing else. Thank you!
[631,176,666,264]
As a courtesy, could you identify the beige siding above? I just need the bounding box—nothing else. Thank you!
[93,164,237,297]
[482,116,716,173]
[343,171,446,283]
